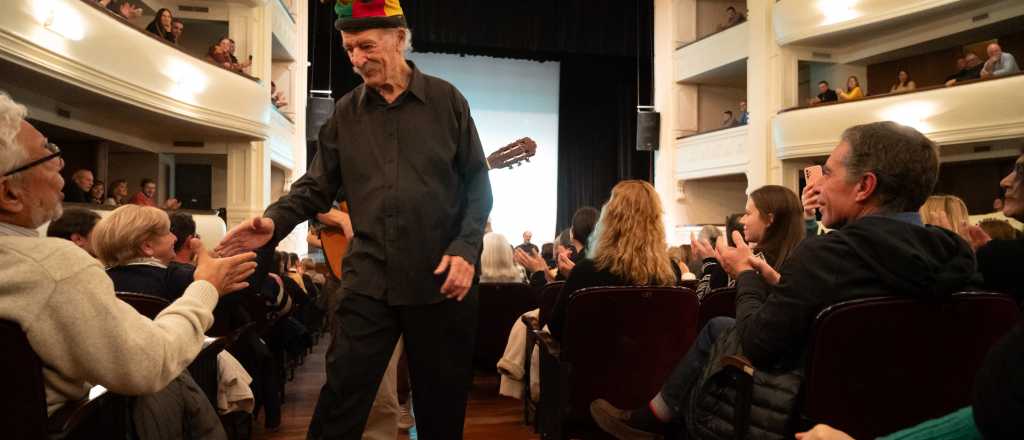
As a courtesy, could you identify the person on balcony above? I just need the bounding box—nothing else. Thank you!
[145,8,176,44]
[721,110,736,127]
[889,69,916,93]
[719,6,746,31]
[63,169,93,204]
[88,180,105,205]
[97,0,142,20]
[207,44,233,70]
[808,81,838,105]
[736,100,749,125]
[945,53,984,86]
[130,178,181,210]
[837,75,863,101]
[980,43,1020,79]
[105,178,128,206]
[171,18,185,45]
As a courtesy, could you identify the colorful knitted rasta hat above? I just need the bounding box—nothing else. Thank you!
[334,0,407,32]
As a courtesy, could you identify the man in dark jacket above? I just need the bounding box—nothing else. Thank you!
[590,121,976,440]
[970,152,1024,303]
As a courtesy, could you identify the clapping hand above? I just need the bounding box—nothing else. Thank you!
[690,231,717,262]
[960,221,992,252]
[715,231,755,278]
[514,248,548,274]
[557,252,576,278]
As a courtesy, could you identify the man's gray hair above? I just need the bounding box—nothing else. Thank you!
[0,91,28,177]
[841,121,939,213]
[396,27,413,54]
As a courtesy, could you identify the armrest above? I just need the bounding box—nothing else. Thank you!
[533,329,561,359]
[521,314,542,331]
[197,335,229,362]
[47,385,111,435]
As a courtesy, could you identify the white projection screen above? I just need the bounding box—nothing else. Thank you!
[407,52,560,245]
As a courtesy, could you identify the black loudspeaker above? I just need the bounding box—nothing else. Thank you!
[636,110,660,151]
[306,96,335,141]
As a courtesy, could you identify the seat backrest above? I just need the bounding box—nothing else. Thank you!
[116,292,171,319]
[475,282,538,369]
[538,281,565,326]
[697,287,736,331]
[802,292,1020,439]
[0,319,49,439]
[562,286,700,421]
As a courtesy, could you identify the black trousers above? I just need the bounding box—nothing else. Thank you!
[307,288,479,440]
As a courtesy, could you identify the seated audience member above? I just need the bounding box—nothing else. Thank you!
[699,224,722,246]
[837,75,863,101]
[721,110,735,127]
[809,80,838,105]
[667,246,696,282]
[692,185,805,300]
[944,57,968,83]
[967,152,1024,303]
[890,69,916,93]
[130,177,181,209]
[980,43,1019,79]
[171,18,185,45]
[106,178,129,206]
[978,218,1018,240]
[724,213,744,246]
[970,188,1024,231]
[516,207,599,287]
[170,211,198,267]
[0,92,256,426]
[88,180,105,205]
[800,159,1024,440]
[719,6,746,30]
[590,121,975,439]
[548,181,680,340]
[145,8,175,43]
[480,232,526,284]
[541,242,554,267]
[96,205,197,301]
[516,230,539,255]
[919,194,970,240]
[97,0,142,19]
[736,100,749,125]
[222,38,252,73]
[271,81,289,109]
[46,207,101,256]
[946,53,984,86]
[63,169,93,203]
[207,43,233,69]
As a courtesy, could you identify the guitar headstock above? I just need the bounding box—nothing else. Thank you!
[487,137,537,170]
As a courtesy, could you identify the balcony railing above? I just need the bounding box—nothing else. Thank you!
[675,125,749,180]
[772,0,971,47]
[0,0,269,140]
[772,72,1024,159]
[674,21,748,83]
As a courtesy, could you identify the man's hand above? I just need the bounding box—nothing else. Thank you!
[961,222,992,252]
[316,208,354,240]
[795,424,855,440]
[514,248,548,273]
[119,2,143,19]
[690,231,717,261]
[192,239,257,296]
[434,255,474,301]
[716,231,755,277]
[163,197,182,210]
[801,182,821,219]
[216,217,275,257]
[557,252,576,278]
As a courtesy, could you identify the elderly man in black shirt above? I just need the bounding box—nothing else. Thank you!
[216,1,492,439]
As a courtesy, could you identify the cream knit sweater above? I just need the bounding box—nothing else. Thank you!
[0,235,219,415]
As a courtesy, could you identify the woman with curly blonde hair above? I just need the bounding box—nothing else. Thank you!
[548,180,679,340]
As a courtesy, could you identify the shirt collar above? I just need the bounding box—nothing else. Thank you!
[359,60,427,107]
[871,211,923,226]
[123,258,168,269]
[0,222,40,237]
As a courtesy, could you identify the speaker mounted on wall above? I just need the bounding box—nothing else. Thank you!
[636,107,660,151]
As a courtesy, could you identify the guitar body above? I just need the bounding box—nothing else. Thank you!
[319,202,349,279]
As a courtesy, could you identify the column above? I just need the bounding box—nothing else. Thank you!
[226,142,271,227]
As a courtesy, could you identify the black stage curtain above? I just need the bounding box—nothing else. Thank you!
[555,55,652,233]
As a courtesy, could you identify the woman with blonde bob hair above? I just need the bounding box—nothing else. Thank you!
[93,205,194,301]
[919,194,970,237]
[480,232,526,283]
[548,180,678,340]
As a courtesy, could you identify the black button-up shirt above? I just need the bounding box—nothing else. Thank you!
[264,62,493,306]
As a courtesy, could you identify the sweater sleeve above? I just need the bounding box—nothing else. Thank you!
[29,258,219,396]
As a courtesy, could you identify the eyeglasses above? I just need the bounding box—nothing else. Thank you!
[3,142,62,177]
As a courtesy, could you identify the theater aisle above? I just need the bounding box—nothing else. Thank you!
[256,339,538,440]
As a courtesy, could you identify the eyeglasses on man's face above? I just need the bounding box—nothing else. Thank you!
[2,142,63,177]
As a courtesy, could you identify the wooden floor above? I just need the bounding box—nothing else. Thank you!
[255,338,538,440]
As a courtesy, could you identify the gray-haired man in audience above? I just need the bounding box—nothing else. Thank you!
[590,121,976,439]
[980,43,1020,79]
[0,91,256,436]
